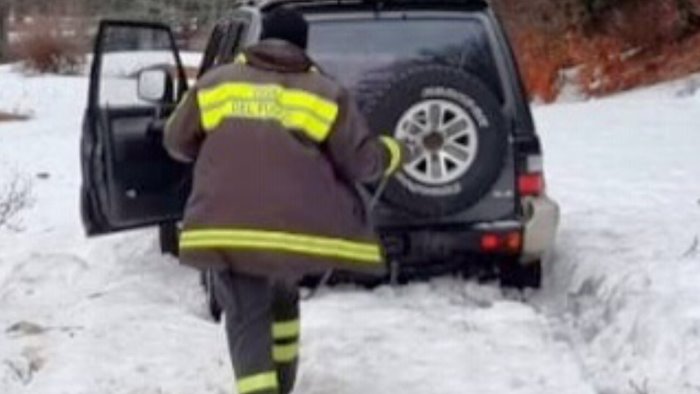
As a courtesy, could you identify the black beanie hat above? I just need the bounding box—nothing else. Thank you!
[261,7,309,50]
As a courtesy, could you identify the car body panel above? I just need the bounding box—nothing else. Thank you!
[81,20,191,235]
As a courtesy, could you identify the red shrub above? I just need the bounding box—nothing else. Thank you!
[504,0,700,101]
[511,29,573,102]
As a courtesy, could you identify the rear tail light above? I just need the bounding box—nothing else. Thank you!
[480,234,501,252]
[505,232,522,252]
[480,232,522,254]
[519,154,545,196]
[518,173,544,196]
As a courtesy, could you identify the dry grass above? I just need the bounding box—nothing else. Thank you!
[0,175,33,231]
[0,111,30,122]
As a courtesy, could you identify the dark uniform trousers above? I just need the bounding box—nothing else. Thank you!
[214,270,300,394]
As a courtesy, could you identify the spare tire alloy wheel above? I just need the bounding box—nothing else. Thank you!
[361,65,507,217]
[395,99,479,186]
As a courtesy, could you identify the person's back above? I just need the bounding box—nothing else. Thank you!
[164,7,403,394]
[167,38,391,278]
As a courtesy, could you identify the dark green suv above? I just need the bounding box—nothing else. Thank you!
[80,0,559,294]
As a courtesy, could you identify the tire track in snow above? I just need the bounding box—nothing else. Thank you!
[0,234,597,394]
[297,280,596,394]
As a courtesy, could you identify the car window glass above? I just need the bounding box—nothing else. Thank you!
[99,26,178,107]
[307,17,504,102]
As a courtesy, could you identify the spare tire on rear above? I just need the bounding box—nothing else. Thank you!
[360,64,508,217]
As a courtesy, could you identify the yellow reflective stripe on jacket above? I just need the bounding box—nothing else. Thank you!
[180,229,382,264]
[198,83,337,120]
[202,99,331,141]
[273,343,299,363]
[273,319,300,340]
[236,371,278,394]
[197,83,339,142]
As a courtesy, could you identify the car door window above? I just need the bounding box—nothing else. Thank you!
[198,16,252,76]
[99,26,181,106]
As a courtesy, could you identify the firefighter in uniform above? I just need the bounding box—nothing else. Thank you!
[164,7,403,394]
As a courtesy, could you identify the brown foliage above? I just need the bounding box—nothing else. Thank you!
[587,32,700,94]
[511,29,571,102]
[12,18,87,75]
[566,32,628,95]
[504,0,700,101]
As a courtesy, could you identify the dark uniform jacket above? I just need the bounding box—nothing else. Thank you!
[164,39,402,280]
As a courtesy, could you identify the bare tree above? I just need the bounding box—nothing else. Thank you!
[0,175,33,231]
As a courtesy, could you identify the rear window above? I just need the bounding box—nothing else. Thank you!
[307,17,503,101]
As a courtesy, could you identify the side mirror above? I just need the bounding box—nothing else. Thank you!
[137,65,174,104]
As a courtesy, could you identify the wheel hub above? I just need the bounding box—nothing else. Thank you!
[422,132,445,151]
[394,99,479,185]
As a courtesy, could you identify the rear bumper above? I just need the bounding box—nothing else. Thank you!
[380,221,521,263]
[314,197,560,285]
[378,195,560,267]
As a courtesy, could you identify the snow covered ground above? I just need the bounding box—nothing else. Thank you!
[1,63,699,394]
[536,88,700,393]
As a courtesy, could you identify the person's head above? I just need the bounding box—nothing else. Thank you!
[261,7,309,50]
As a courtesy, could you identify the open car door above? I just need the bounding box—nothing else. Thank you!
[81,21,191,236]
[197,8,260,76]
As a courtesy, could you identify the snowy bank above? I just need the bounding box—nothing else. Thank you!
[536,90,700,393]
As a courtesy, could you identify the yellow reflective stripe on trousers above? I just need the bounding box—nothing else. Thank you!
[237,371,278,394]
[180,229,382,264]
[273,343,299,363]
[273,319,300,340]
[197,83,339,142]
